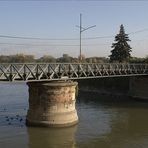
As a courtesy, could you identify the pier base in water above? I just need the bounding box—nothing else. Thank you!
[26,80,78,127]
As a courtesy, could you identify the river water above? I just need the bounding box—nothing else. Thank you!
[0,82,148,148]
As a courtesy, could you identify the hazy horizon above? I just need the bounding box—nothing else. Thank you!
[0,1,148,58]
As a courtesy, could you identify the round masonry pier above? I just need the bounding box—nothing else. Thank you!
[26,80,78,127]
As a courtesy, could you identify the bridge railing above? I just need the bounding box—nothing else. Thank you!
[0,63,147,81]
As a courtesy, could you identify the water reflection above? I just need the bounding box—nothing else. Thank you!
[27,125,77,148]
[1,83,148,148]
[76,91,148,148]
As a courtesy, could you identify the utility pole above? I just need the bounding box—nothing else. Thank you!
[76,14,96,62]
[80,13,82,62]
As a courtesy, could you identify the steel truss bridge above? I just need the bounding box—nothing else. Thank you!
[0,63,147,81]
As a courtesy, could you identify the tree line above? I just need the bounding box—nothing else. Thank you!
[0,53,147,63]
[0,24,147,63]
[0,54,109,63]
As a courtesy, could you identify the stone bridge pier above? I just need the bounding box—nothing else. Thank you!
[26,80,78,127]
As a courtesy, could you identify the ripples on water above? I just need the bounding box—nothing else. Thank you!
[0,83,148,148]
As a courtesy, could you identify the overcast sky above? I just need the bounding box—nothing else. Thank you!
[0,1,148,58]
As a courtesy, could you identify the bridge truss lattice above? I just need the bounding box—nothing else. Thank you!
[0,63,147,81]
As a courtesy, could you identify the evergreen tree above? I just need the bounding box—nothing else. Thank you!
[109,24,132,62]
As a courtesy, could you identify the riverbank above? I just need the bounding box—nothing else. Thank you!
[77,77,130,97]
[77,76,148,100]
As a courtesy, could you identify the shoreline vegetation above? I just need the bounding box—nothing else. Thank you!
[0,53,147,63]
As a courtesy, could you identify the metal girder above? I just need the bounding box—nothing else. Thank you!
[0,63,147,81]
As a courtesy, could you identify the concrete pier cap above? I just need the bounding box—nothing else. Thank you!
[26,80,78,127]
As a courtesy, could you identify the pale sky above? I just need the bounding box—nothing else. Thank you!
[0,1,148,58]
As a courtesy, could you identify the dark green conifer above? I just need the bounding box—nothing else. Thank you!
[109,24,132,62]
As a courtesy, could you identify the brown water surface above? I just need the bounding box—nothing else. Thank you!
[0,82,148,148]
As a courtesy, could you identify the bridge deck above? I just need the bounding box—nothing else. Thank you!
[0,63,147,81]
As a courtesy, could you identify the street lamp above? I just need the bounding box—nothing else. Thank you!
[76,13,96,62]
